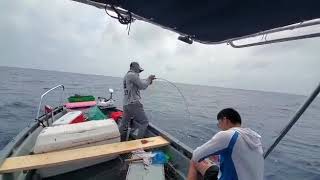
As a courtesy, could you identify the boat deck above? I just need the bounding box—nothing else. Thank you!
[45,157,127,180]
[44,154,176,180]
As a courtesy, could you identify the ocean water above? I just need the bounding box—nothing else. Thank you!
[0,66,319,180]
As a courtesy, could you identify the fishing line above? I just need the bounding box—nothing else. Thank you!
[154,78,191,121]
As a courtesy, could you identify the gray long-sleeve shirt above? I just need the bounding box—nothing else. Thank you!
[123,71,151,106]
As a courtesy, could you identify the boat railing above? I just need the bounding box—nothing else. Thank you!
[227,19,320,48]
[35,84,65,124]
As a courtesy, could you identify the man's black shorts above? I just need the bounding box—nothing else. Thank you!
[204,165,219,180]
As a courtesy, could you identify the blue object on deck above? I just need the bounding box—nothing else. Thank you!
[152,151,167,164]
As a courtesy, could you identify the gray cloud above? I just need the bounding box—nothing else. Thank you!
[0,0,320,95]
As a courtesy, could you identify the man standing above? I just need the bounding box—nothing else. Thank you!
[119,62,155,139]
[188,108,264,180]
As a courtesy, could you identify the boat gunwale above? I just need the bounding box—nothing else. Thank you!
[147,123,193,159]
[0,107,64,166]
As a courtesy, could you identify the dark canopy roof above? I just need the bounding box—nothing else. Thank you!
[75,0,320,44]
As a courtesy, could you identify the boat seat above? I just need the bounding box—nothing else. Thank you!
[126,162,165,180]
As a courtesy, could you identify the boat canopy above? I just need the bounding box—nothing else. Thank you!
[72,0,320,45]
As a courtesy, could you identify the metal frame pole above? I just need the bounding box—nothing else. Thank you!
[264,82,320,159]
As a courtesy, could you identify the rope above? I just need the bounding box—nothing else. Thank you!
[104,4,132,25]
[104,4,133,35]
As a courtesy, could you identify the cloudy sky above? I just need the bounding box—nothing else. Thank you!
[1,0,319,95]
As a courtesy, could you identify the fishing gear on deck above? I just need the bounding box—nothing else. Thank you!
[154,77,191,121]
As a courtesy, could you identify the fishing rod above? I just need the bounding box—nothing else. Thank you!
[154,77,191,121]
[264,82,320,159]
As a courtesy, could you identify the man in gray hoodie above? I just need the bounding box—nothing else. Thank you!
[188,108,264,180]
[119,62,155,139]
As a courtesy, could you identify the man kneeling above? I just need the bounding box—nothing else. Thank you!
[188,108,264,180]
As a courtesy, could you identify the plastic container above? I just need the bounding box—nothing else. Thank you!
[152,151,168,164]
[68,95,95,103]
[65,101,96,109]
[52,111,85,126]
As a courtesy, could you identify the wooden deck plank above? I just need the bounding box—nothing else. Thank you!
[0,136,169,173]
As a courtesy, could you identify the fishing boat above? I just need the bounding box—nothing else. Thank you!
[1,0,320,179]
[0,85,193,180]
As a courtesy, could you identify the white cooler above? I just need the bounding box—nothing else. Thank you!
[34,119,120,153]
[34,119,120,177]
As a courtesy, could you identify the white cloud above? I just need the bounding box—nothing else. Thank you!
[0,0,319,95]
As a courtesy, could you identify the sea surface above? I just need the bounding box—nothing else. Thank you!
[0,66,319,180]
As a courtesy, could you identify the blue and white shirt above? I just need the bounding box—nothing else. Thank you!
[192,127,264,180]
